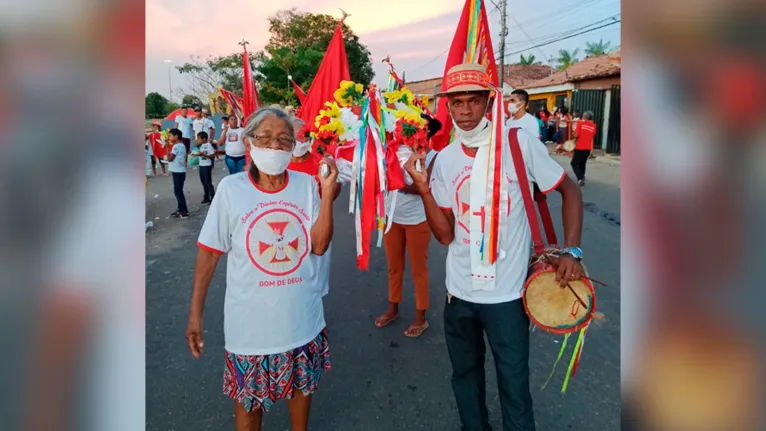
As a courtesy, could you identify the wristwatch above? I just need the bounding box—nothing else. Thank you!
[561,246,583,260]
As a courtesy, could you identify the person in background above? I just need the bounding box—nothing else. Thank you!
[193,108,215,143]
[547,106,558,144]
[555,106,571,144]
[145,135,153,178]
[571,110,581,134]
[202,108,215,134]
[195,131,216,204]
[553,106,572,154]
[571,110,598,186]
[539,106,551,142]
[165,128,189,219]
[174,105,194,153]
[202,109,218,159]
[218,115,246,174]
[374,114,441,338]
[534,111,545,141]
[147,121,167,176]
[186,107,338,431]
[216,115,229,159]
[504,90,540,140]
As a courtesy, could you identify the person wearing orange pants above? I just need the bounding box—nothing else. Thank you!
[375,149,439,338]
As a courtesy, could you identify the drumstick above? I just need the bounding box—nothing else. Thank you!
[582,276,608,286]
[566,283,589,309]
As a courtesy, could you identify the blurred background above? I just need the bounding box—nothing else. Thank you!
[0,0,764,430]
[0,0,145,430]
[622,0,765,429]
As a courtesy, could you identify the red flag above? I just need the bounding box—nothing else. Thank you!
[431,0,499,151]
[242,46,257,122]
[298,21,351,124]
[219,89,244,118]
[292,79,307,105]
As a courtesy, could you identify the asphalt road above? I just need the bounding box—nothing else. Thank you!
[146,155,621,431]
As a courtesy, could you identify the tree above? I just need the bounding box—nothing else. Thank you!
[255,9,374,105]
[145,92,169,119]
[556,49,580,70]
[518,53,542,65]
[175,52,258,102]
[181,94,204,108]
[584,39,611,57]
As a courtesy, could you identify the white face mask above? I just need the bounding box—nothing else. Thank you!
[250,146,292,175]
[509,102,523,115]
[453,117,490,139]
[292,141,312,157]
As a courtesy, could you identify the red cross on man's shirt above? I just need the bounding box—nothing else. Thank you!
[472,206,486,233]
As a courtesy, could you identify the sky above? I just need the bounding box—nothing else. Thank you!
[145,0,621,100]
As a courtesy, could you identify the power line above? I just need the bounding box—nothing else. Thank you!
[503,15,619,49]
[498,17,620,60]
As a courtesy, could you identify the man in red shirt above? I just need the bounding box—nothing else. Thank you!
[571,110,598,186]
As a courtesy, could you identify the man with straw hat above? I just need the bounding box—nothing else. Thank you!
[403,62,585,430]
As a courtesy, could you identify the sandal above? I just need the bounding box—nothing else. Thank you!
[374,313,399,328]
[404,321,429,338]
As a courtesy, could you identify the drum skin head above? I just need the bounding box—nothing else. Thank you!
[523,270,595,334]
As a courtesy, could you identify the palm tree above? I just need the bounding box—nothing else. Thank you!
[519,53,542,65]
[556,48,580,70]
[585,39,611,57]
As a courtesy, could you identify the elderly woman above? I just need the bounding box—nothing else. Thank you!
[185,107,338,431]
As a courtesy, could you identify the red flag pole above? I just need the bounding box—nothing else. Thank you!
[431,0,499,151]
[240,40,258,168]
[297,13,351,125]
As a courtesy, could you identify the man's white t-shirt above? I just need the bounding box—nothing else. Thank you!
[429,128,566,304]
[174,115,193,138]
[392,192,426,225]
[506,112,540,138]
[225,128,246,157]
[204,117,215,136]
[197,171,325,355]
[197,143,215,167]
[192,118,208,137]
[168,143,187,173]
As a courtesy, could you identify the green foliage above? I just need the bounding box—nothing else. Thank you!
[584,39,611,57]
[174,10,373,107]
[556,49,581,71]
[518,53,542,65]
[145,92,168,118]
[255,9,374,105]
[181,95,204,108]
[175,52,258,101]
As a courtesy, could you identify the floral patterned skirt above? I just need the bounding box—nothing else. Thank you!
[222,329,331,412]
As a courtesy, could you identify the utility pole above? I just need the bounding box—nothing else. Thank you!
[498,0,508,88]
[164,60,173,102]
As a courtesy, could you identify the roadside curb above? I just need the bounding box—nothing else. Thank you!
[593,156,621,166]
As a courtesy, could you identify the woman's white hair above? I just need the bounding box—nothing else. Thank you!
[242,107,296,139]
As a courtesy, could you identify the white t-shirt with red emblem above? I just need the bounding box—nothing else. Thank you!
[429,128,566,304]
[197,171,324,355]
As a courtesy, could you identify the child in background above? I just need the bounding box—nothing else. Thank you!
[195,131,216,204]
[165,128,189,219]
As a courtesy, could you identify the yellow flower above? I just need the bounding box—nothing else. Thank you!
[354,83,364,94]
[320,101,341,118]
[340,80,354,90]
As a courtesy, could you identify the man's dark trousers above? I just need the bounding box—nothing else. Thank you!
[444,295,535,431]
[172,172,188,214]
[199,165,215,201]
[570,149,591,181]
